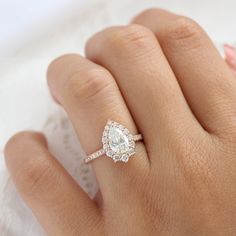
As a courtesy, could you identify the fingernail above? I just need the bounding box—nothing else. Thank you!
[224,44,236,69]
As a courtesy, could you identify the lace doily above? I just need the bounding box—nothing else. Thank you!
[43,109,98,199]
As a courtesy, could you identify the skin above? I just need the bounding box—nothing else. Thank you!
[4,8,236,236]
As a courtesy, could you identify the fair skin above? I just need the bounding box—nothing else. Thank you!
[4,8,236,236]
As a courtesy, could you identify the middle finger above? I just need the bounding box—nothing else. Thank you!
[86,24,203,156]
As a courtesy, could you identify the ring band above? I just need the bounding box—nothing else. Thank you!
[85,120,143,163]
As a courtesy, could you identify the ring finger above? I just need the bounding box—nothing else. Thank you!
[47,54,149,198]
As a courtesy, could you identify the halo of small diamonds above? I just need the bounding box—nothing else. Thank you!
[102,120,136,163]
[85,120,143,164]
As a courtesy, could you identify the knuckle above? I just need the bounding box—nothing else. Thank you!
[163,17,203,50]
[19,153,54,196]
[108,24,154,49]
[65,67,113,103]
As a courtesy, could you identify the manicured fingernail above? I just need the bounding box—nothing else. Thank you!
[224,44,236,69]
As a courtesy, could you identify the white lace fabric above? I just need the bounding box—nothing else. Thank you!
[0,0,235,235]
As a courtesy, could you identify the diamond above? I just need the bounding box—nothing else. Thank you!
[102,137,107,143]
[118,124,123,129]
[107,150,113,157]
[124,128,129,135]
[121,154,129,162]
[85,120,143,164]
[102,120,136,163]
[108,126,130,154]
[128,134,133,140]
[130,141,135,148]
[113,154,121,162]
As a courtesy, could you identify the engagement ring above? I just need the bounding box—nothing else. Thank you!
[85,120,142,163]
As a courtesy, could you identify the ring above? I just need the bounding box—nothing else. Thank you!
[85,120,143,163]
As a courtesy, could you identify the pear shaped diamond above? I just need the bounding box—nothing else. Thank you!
[102,120,135,162]
[108,126,130,153]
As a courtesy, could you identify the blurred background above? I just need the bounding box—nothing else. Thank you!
[1,0,235,58]
[0,1,235,235]
[0,0,235,56]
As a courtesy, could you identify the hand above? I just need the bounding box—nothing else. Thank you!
[4,9,236,236]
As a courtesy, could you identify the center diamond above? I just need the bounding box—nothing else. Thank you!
[108,126,129,154]
[102,120,136,162]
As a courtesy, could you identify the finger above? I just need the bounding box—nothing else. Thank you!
[47,54,149,196]
[4,132,102,236]
[85,24,203,154]
[224,44,236,76]
[133,9,236,135]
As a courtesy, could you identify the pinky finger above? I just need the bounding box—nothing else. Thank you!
[224,44,236,76]
[4,131,102,236]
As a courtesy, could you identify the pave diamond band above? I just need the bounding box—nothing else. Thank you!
[84,120,143,164]
[85,134,142,163]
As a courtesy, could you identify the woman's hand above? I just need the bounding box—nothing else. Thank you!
[4,9,236,236]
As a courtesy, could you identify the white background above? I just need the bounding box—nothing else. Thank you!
[0,0,89,55]
[0,0,236,56]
